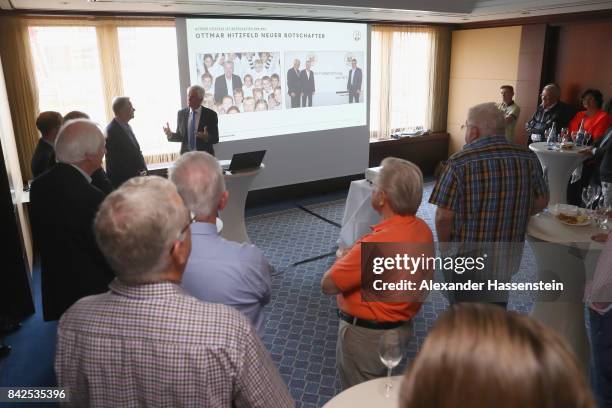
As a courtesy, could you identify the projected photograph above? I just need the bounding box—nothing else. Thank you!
[284,51,366,109]
[196,52,283,115]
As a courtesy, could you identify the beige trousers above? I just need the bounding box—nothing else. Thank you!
[336,319,413,390]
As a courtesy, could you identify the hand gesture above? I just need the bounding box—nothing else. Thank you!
[196,126,208,141]
[163,122,172,137]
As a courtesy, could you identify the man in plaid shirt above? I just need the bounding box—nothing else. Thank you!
[430,102,549,306]
[55,176,293,408]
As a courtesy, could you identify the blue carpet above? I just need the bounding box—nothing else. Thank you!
[0,181,541,408]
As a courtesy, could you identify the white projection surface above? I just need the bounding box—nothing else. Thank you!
[177,18,370,189]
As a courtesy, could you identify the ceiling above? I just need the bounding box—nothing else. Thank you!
[2,0,612,23]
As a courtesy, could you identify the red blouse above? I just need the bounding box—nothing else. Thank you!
[568,110,612,142]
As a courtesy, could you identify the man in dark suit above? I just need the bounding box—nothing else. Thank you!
[347,59,363,104]
[164,85,219,156]
[31,111,63,177]
[287,59,302,108]
[105,97,147,187]
[300,60,315,108]
[213,61,243,104]
[30,119,115,321]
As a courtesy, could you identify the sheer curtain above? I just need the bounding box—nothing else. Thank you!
[24,17,178,170]
[370,25,451,140]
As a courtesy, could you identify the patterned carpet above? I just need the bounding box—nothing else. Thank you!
[0,181,540,408]
[246,181,537,407]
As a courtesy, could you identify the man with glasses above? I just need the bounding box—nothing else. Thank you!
[55,176,292,407]
[164,85,219,156]
[170,152,272,338]
[430,103,549,308]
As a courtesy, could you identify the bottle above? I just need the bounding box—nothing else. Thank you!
[547,121,557,149]
[576,118,586,146]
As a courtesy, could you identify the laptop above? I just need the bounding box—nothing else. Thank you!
[226,150,266,173]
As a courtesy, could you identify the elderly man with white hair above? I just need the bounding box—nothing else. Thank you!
[30,119,115,321]
[170,152,272,338]
[321,157,434,389]
[430,102,549,307]
[525,83,575,144]
[55,176,293,407]
[163,85,219,155]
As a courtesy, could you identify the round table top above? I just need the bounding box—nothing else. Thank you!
[527,209,603,247]
[529,141,588,157]
[323,376,403,408]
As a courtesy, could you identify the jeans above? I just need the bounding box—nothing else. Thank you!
[590,309,612,408]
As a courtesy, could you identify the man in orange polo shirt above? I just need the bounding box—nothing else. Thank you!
[321,158,434,389]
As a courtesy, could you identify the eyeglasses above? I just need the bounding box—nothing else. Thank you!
[171,212,196,254]
[460,122,474,131]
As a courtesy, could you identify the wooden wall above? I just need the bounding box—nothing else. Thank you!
[554,19,612,109]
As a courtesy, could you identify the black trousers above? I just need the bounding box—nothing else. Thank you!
[349,91,360,103]
[290,93,301,108]
[301,93,312,107]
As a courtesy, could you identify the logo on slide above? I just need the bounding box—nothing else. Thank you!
[353,31,361,41]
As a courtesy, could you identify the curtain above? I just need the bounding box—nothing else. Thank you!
[97,23,125,123]
[0,17,40,181]
[370,25,451,140]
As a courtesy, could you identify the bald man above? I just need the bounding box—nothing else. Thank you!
[30,119,115,321]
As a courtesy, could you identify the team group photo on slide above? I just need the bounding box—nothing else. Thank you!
[195,51,365,115]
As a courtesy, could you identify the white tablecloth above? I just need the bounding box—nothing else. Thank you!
[323,376,402,408]
[338,180,381,249]
[529,142,588,205]
[527,210,603,371]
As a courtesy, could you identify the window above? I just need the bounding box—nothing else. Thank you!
[118,27,181,156]
[28,22,181,159]
[29,26,107,124]
[369,26,447,140]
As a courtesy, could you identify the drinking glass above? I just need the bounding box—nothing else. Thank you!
[560,128,569,144]
[582,186,595,209]
[378,331,403,398]
[584,132,592,146]
[594,196,611,230]
[571,131,578,143]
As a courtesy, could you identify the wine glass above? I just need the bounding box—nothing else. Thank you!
[571,131,578,143]
[594,196,611,230]
[378,331,403,398]
[582,186,594,208]
[560,128,569,144]
[584,132,592,146]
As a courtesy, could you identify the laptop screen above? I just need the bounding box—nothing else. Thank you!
[228,150,266,173]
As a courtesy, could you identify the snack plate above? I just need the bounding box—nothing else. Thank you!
[559,217,591,227]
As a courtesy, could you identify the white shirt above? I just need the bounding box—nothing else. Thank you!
[350,68,356,86]
[225,76,235,98]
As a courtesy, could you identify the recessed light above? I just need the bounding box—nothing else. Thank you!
[415,15,422,18]
[257,7,265,11]
[353,11,360,15]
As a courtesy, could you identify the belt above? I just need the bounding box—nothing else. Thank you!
[338,310,408,330]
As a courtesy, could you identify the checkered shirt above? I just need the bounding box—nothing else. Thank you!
[55,279,293,408]
[429,135,548,242]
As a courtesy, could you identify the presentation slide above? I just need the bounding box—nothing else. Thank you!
[184,19,368,141]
